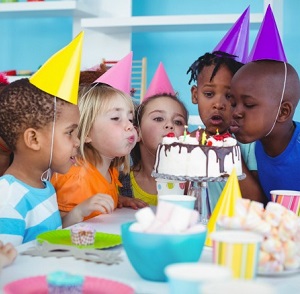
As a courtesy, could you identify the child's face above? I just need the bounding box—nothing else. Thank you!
[87,94,137,158]
[51,103,80,174]
[229,63,280,143]
[191,65,233,135]
[139,96,186,153]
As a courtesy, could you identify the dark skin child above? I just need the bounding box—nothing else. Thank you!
[230,60,300,157]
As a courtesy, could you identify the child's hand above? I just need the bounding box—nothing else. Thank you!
[117,195,148,210]
[78,194,115,218]
[0,241,17,270]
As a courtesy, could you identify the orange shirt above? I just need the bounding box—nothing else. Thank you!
[51,163,121,220]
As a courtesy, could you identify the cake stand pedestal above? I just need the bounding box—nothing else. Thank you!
[151,171,246,225]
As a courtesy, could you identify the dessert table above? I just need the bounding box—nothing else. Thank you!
[0,207,300,293]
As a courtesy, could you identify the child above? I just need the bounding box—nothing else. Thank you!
[0,241,17,271]
[187,7,267,208]
[120,63,189,205]
[0,32,84,246]
[52,84,147,222]
[0,73,12,176]
[229,6,300,200]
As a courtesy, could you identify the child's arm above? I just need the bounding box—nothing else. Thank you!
[0,241,17,271]
[117,195,148,210]
[61,194,115,228]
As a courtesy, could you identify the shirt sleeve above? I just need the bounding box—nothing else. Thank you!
[239,142,257,171]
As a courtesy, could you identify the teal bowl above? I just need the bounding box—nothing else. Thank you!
[121,222,207,282]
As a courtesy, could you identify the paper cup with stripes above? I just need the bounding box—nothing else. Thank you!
[270,190,300,216]
[210,230,263,279]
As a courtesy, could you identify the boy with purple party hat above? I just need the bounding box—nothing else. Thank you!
[230,5,300,200]
[187,6,266,212]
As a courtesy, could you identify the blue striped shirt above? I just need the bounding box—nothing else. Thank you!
[0,175,62,246]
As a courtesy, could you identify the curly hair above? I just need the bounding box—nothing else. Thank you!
[187,51,244,85]
[131,93,188,169]
[0,78,64,151]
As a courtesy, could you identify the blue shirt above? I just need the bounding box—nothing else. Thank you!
[256,121,300,200]
[0,175,62,246]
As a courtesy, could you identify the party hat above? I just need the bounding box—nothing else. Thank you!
[205,168,242,246]
[247,5,287,62]
[30,32,84,105]
[213,6,250,63]
[93,52,133,94]
[143,62,175,101]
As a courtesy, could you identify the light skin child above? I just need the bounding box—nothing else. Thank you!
[131,94,188,198]
[53,85,147,227]
[0,241,17,271]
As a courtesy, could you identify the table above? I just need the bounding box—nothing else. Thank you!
[0,208,300,293]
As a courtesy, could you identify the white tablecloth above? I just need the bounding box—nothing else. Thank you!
[0,208,299,293]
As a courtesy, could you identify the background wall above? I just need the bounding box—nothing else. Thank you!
[1,0,300,125]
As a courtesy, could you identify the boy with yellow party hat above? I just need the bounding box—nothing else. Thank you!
[0,32,84,246]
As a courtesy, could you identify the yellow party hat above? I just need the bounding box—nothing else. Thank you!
[205,168,242,246]
[30,31,84,105]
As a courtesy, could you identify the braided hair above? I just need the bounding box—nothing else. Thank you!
[187,51,244,85]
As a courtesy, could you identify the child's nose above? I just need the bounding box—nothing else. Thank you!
[74,136,80,148]
[164,121,174,130]
[125,120,134,131]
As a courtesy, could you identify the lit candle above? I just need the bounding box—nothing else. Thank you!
[184,125,188,141]
[196,126,201,141]
[201,131,207,145]
[216,128,219,135]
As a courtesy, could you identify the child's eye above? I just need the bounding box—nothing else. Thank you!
[153,117,164,122]
[225,93,231,100]
[204,91,214,98]
[111,117,120,121]
[245,104,255,108]
[174,120,184,126]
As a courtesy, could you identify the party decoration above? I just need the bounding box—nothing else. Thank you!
[205,168,242,246]
[247,5,287,62]
[213,6,250,63]
[93,52,133,94]
[30,31,84,105]
[143,62,175,101]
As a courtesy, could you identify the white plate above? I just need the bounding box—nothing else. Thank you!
[258,267,300,277]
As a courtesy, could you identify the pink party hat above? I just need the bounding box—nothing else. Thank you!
[143,62,175,101]
[213,6,250,63]
[247,5,287,62]
[93,52,132,94]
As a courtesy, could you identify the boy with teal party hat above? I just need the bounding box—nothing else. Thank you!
[0,32,85,246]
[230,5,300,199]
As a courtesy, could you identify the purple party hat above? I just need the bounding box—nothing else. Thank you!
[247,5,287,62]
[213,6,250,63]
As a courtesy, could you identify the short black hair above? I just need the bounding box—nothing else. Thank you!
[0,78,64,151]
[187,51,244,85]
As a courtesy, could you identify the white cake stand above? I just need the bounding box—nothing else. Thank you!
[151,171,246,225]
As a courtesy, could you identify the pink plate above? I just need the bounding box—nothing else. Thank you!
[4,275,135,294]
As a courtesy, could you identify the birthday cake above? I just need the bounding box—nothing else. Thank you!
[153,132,242,179]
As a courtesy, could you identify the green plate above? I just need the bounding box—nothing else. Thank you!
[36,229,122,249]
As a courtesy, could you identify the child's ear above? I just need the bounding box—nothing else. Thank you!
[23,128,41,151]
[191,85,198,104]
[278,101,293,122]
[135,127,141,142]
[85,135,92,143]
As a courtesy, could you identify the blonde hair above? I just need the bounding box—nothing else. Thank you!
[78,84,134,174]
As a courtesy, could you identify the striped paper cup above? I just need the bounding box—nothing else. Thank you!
[270,190,300,216]
[210,230,263,279]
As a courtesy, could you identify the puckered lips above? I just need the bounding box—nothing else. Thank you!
[209,113,224,126]
[229,120,240,133]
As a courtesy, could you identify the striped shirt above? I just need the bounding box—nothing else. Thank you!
[0,175,62,246]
